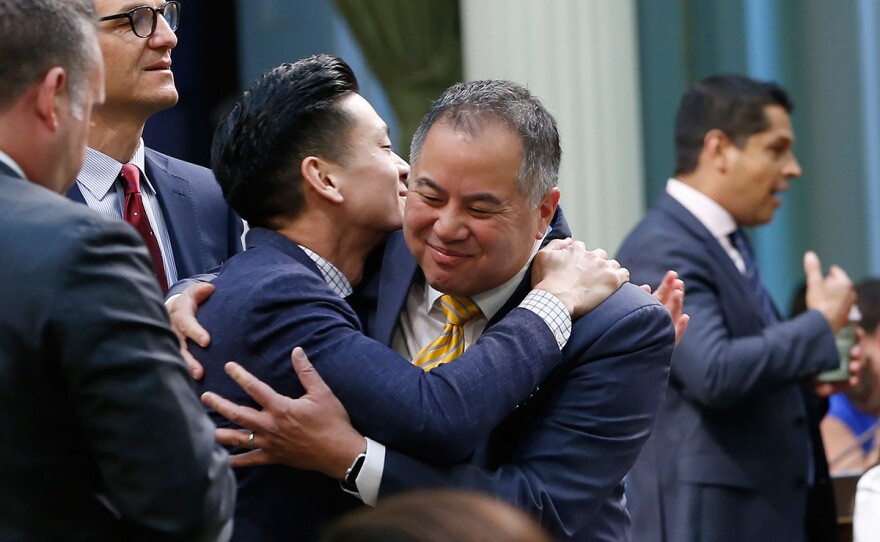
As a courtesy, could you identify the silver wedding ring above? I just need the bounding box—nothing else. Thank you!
[248,430,256,450]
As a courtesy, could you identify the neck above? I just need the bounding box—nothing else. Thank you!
[276,211,387,287]
[88,108,147,163]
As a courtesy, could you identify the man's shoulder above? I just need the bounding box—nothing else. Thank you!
[143,147,215,185]
[2,174,135,244]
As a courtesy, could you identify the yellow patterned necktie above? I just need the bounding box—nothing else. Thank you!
[413,294,482,371]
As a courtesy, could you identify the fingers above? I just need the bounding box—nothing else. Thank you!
[290,347,330,395]
[542,238,574,251]
[215,430,275,466]
[803,251,823,290]
[169,289,212,348]
[223,361,285,409]
[591,248,608,260]
[229,449,273,468]
[181,346,204,380]
[201,389,265,431]
[675,313,690,345]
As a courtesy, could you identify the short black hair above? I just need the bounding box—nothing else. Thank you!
[674,74,793,176]
[0,0,97,112]
[211,54,360,228]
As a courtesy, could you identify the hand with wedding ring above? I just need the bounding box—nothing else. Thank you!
[201,347,366,480]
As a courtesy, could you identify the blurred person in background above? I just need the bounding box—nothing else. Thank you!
[821,278,880,473]
[322,490,550,542]
[618,73,857,542]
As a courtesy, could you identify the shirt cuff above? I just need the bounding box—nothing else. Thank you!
[354,437,385,506]
[520,289,572,350]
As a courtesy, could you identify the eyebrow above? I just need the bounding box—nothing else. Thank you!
[414,178,504,206]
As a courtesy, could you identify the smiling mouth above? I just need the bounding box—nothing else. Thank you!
[428,243,470,263]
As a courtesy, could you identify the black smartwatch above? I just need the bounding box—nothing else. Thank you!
[340,452,367,496]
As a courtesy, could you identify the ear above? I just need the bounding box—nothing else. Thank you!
[702,129,735,174]
[301,156,344,204]
[34,67,67,132]
[535,187,561,239]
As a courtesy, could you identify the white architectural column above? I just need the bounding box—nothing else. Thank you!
[460,0,644,252]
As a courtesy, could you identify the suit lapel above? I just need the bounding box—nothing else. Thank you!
[373,232,419,345]
[656,193,768,327]
[144,148,199,278]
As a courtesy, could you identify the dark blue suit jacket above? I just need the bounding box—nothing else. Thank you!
[369,214,676,541]
[67,147,243,279]
[617,193,838,542]
[0,163,234,540]
[192,228,567,542]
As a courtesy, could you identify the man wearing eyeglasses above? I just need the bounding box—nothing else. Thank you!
[67,0,243,297]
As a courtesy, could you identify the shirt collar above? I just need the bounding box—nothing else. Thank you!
[666,178,738,238]
[299,246,353,298]
[77,139,154,200]
[0,150,27,180]
[423,237,543,321]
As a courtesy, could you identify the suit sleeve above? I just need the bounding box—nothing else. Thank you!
[620,230,838,408]
[230,267,563,465]
[53,218,235,542]
[376,301,675,539]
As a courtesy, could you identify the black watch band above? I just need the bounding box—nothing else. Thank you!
[340,452,367,496]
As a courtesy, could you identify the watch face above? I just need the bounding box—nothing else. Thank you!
[341,453,367,494]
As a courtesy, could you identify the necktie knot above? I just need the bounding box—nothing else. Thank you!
[412,295,482,371]
[120,164,141,195]
[438,294,481,327]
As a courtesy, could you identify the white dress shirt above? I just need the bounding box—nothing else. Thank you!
[75,140,178,285]
[854,465,880,541]
[666,178,745,273]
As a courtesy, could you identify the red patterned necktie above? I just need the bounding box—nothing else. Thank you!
[120,164,168,293]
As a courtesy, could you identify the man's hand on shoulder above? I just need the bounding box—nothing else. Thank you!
[166,282,214,380]
[532,238,629,318]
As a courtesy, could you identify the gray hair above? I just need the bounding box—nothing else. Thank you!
[410,80,561,207]
[0,0,98,114]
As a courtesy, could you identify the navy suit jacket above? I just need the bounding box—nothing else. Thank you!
[67,147,243,280]
[617,193,838,542]
[0,163,234,541]
[192,228,567,542]
[368,212,676,541]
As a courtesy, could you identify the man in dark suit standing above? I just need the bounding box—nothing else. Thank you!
[67,0,242,296]
[0,0,235,539]
[617,74,856,542]
[199,80,679,541]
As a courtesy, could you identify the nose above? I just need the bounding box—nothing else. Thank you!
[150,11,178,49]
[396,153,410,187]
[784,153,802,178]
[432,207,469,242]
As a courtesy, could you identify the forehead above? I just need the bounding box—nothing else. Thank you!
[94,0,164,13]
[339,93,386,136]
[416,120,522,186]
[749,105,795,142]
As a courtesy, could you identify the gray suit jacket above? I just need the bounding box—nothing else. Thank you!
[618,193,838,542]
[0,163,235,541]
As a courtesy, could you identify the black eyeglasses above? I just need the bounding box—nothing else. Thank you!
[99,1,180,38]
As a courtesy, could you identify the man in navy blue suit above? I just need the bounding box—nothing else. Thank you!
[67,0,242,297]
[617,74,857,542]
[181,56,637,542]
[193,79,680,541]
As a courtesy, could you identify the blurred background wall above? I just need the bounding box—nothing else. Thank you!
[147,0,880,310]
